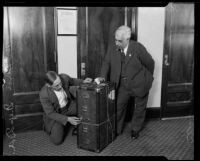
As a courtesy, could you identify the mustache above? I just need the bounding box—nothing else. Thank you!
[116,46,121,52]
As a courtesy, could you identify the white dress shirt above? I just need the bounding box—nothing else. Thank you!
[123,43,129,56]
[54,87,68,108]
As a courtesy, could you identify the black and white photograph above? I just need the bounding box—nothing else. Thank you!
[2,1,196,159]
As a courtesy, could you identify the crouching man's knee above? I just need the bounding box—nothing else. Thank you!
[49,122,65,145]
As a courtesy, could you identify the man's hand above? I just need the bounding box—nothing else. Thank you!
[94,77,105,84]
[108,90,115,100]
[68,117,81,126]
[83,78,93,83]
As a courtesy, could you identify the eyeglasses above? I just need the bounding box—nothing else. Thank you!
[115,38,129,43]
[115,39,123,43]
[51,82,62,89]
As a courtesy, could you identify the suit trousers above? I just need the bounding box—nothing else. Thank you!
[116,78,149,134]
[48,100,77,145]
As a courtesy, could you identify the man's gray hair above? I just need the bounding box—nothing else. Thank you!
[115,25,132,39]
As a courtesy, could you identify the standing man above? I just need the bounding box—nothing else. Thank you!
[95,25,155,139]
[40,71,92,145]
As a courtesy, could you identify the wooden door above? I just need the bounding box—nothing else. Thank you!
[161,3,194,118]
[3,7,56,133]
[78,7,126,79]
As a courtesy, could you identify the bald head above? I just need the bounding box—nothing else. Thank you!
[115,25,131,40]
[115,25,131,50]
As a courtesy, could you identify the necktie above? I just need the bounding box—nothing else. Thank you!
[121,50,125,63]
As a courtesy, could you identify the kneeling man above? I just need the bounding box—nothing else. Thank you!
[39,71,92,145]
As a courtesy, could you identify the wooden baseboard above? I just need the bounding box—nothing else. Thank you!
[146,107,194,120]
[125,107,161,122]
[162,105,193,118]
[146,107,161,119]
[161,115,194,120]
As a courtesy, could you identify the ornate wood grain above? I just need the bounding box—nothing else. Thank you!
[9,7,46,93]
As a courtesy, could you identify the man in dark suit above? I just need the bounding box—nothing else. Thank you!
[95,25,155,139]
[39,71,92,145]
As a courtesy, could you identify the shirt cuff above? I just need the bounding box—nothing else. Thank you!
[64,116,68,125]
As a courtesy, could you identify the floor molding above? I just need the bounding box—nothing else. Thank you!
[161,115,194,120]
[146,107,161,119]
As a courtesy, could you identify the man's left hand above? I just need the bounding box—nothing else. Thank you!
[83,78,93,83]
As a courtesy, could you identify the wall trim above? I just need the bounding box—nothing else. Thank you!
[161,115,194,120]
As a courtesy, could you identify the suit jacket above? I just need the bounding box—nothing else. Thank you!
[101,40,155,97]
[39,73,83,134]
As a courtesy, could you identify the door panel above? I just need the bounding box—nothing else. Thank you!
[169,33,194,83]
[9,7,46,95]
[161,3,194,118]
[3,7,56,133]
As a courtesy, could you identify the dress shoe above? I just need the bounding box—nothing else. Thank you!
[131,130,139,139]
[43,124,46,132]
[72,128,77,136]
[43,124,47,133]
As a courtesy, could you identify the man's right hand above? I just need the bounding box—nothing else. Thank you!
[94,77,105,84]
[68,117,81,126]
